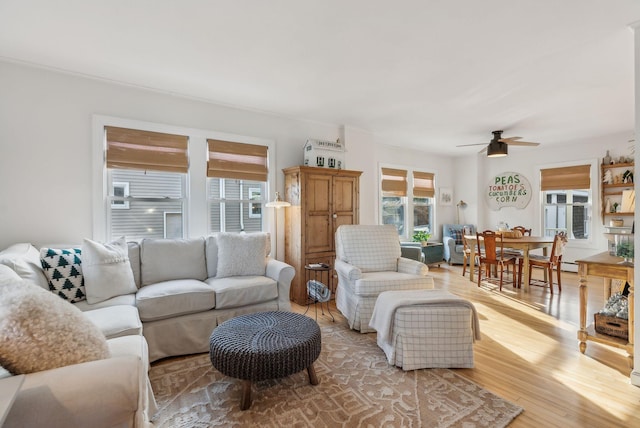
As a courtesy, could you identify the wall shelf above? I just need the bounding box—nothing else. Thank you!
[601,162,634,225]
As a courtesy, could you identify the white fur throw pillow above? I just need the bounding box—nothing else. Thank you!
[216,232,270,278]
[82,237,137,304]
[0,278,110,374]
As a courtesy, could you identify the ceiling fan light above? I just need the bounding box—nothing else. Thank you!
[487,141,508,157]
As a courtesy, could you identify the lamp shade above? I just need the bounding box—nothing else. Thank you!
[487,141,508,157]
[265,192,291,208]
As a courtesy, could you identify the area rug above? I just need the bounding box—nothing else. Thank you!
[149,323,523,427]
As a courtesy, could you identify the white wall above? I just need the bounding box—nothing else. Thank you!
[0,59,631,259]
[0,61,341,248]
[0,60,459,249]
[453,134,633,266]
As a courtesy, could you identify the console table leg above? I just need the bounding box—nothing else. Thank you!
[578,264,588,354]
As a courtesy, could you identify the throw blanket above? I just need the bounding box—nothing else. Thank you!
[369,289,481,345]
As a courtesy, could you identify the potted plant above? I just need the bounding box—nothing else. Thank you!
[616,239,634,263]
[412,230,431,246]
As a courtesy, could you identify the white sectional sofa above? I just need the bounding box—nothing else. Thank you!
[0,233,295,428]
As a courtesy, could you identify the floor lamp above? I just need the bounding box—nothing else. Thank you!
[265,192,291,260]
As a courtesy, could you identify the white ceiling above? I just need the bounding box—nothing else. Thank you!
[1,1,640,156]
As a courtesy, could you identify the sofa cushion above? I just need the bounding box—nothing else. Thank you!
[205,234,219,278]
[215,232,270,278]
[0,243,49,289]
[0,278,110,374]
[140,238,207,286]
[82,237,137,304]
[83,305,142,339]
[135,279,216,322]
[348,271,434,297]
[0,264,21,282]
[205,275,278,309]
[128,241,141,288]
[73,294,136,311]
[40,247,86,303]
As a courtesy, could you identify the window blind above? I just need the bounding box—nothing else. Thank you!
[106,126,189,173]
[540,165,591,191]
[207,139,268,182]
[381,168,407,196]
[413,171,435,198]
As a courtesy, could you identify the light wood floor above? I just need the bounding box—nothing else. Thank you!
[293,264,640,428]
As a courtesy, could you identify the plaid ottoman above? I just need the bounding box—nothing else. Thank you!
[370,290,479,370]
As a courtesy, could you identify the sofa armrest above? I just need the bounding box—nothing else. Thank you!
[334,259,362,282]
[442,236,456,262]
[265,258,295,311]
[400,245,424,262]
[397,257,429,275]
[4,355,148,428]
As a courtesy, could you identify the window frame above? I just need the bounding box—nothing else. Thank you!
[111,181,130,210]
[92,115,276,245]
[378,164,436,241]
[537,159,598,248]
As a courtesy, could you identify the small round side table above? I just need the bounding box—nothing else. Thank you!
[303,264,335,322]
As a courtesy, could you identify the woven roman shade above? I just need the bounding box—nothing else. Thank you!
[207,139,268,181]
[381,168,407,196]
[540,165,591,191]
[106,126,189,173]
[413,171,435,198]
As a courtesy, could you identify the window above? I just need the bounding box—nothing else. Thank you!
[94,116,277,243]
[248,187,262,219]
[412,171,435,236]
[540,164,592,240]
[106,126,188,241]
[111,182,130,209]
[380,167,435,239]
[207,139,268,233]
[381,168,407,235]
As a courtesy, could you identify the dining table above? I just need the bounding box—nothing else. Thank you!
[464,234,556,292]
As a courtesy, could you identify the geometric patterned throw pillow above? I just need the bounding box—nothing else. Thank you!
[40,248,86,303]
[449,228,463,245]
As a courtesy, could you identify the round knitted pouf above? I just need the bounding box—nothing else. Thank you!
[209,311,321,410]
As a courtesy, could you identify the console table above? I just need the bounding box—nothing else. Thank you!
[576,252,634,367]
[422,242,444,267]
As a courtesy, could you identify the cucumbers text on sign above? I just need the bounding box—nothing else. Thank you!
[485,172,532,210]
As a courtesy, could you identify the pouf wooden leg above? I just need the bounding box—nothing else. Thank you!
[240,380,252,410]
[307,364,319,385]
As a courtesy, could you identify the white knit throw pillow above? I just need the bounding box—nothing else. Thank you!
[215,232,269,278]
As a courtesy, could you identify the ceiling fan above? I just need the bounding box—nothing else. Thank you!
[457,130,540,157]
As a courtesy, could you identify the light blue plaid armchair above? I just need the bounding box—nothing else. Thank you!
[442,224,475,265]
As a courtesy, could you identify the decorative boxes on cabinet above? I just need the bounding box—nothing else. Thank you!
[283,166,362,305]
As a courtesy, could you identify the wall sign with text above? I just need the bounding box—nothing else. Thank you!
[485,171,532,210]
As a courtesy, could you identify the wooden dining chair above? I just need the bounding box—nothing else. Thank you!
[525,232,567,294]
[504,226,531,286]
[476,230,517,291]
[461,226,477,278]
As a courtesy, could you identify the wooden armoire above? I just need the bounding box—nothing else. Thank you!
[283,166,362,305]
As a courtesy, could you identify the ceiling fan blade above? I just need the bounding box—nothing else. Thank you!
[456,143,488,147]
[499,136,522,142]
[507,141,539,146]
[478,146,488,153]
